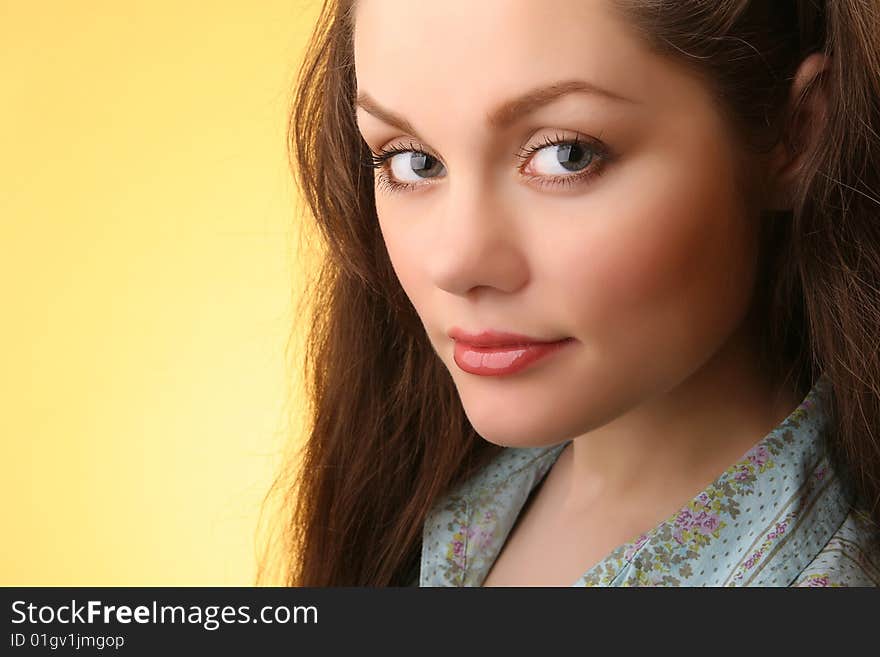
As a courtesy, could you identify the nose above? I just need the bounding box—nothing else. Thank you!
[426,180,530,297]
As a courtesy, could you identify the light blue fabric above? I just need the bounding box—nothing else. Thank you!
[419,374,880,586]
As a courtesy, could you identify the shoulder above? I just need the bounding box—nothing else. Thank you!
[791,507,880,587]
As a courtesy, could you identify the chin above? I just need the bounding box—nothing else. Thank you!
[461,401,573,449]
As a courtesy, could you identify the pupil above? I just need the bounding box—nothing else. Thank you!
[557,143,593,172]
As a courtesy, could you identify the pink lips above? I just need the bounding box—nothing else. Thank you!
[448,328,575,376]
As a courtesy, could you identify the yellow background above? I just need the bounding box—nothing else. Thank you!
[1,0,321,585]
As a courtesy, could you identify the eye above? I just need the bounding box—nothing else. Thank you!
[389,151,445,182]
[523,139,595,175]
[361,139,446,195]
[514,131,609,191]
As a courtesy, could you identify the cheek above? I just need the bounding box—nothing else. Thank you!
[375,201,433,316]
[541,149,758,364]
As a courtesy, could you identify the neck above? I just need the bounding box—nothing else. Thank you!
[560,318,802,517]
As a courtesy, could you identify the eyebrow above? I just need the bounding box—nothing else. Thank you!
[355,79,639,140]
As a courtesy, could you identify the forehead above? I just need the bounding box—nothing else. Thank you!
[353,0,673,121]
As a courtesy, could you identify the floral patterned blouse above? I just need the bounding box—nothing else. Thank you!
[418,374,880,586]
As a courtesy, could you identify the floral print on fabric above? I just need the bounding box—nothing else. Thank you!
[419,373,880,587]
[790,510,880,586]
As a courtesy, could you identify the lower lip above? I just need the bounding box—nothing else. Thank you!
[453,338,575,376]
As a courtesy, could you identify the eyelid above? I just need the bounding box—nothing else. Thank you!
[366,138,440,165]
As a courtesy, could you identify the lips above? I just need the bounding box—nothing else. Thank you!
[447,328,567,346]
[448,327,575,376]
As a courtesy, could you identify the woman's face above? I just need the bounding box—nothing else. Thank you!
[354,0,767,448]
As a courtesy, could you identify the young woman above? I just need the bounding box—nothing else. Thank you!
[258,0,880,586]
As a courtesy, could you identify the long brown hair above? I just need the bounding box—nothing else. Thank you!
[256,0,880,586]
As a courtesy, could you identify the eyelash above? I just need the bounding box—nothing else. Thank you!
[362,130,610,196]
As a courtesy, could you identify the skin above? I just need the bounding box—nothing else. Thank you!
[353,0,827,584]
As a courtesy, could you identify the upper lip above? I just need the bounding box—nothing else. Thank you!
[448,327,571,347]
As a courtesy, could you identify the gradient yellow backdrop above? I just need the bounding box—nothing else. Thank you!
[1,1,322,584]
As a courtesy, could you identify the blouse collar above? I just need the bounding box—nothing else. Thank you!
[420,373,852,586]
